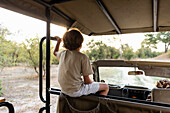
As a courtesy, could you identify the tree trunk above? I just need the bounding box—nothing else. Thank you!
[165,43,169,53]
[42,64,46,77]
[165,43,167,53]
[28,50,39,75]
[14,54,19,65]
[34,66,39,75]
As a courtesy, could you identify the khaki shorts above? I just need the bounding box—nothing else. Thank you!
[62,82,100,97]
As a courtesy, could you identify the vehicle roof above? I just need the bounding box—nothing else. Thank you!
[1,0,170,36]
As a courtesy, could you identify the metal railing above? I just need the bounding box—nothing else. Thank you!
[0,102,15,113]
[39,36,58,113]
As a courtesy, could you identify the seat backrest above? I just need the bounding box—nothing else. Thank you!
[152,88,170,104]
[0,97,5,103]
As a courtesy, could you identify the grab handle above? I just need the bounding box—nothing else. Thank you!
[39,36,58,103]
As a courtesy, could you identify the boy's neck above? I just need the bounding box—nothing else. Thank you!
[68,48,80,52]
[76,48,80,52]
[76,46,82,52]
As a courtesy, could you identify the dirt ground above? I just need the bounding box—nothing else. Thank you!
[0,65,60,113]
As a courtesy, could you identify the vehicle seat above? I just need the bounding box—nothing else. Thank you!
[152,88,170,104]
[0,97,15,113]
[0,97,5,103]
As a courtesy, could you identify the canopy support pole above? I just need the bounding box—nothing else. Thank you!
[95,0,121,34]
[34,0,74,25]
[46,7,51,113]
[153,0,158,32]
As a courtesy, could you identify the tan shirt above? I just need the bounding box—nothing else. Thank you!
[57,50,93,93]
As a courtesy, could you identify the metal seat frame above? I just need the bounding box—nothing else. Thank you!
[0,102,15,113]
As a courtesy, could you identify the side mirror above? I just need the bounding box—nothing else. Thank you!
[128,71,143,75]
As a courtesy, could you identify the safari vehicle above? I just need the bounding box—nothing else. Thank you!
[1,0,170,113]
[58,60,170,113]
[92,60,170,102]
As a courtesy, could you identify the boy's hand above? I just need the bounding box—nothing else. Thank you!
[83,75,93,84]
[53,36,61,56]
[55,36,61,42]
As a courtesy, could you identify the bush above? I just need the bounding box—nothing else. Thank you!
[136,46,163,58]
[122,44,134,60]
[0,80,3,96]
[85,40,120,60]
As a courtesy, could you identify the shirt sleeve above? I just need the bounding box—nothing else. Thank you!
[81,55,94,76]
[55,50,63,60]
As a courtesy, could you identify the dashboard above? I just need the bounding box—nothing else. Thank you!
[108,85,151,100]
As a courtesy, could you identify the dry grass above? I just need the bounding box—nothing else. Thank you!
[0,65,60,113]
[24,74,39,80]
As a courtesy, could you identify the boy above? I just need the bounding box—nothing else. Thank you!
[53,29,109,97]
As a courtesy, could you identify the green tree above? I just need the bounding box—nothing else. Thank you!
[0,25,20,70]
[157,32,170,53]
[85,40,106,60]
[136,45,162,58]
[22,37,40,74]
[122,44,134,60]
[7,41,21,65]
[0,80,2,96]
[85,40,120,60]
[0,25,12,95]
[106,46,120,59]
[144,32,170,53]
[22,37,55,76]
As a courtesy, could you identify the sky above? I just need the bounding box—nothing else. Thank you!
[0,7,164,52]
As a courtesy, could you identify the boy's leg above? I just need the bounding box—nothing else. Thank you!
[98,83,109,95]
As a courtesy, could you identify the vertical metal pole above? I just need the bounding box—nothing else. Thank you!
[46,7,51,113]
[39,37,46,104]
[96,66,100,82]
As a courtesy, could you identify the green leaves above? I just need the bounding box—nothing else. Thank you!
[21,37,55,76]
[0,26,18,68]
[0,80,3,96]
[85,39,161,61]
[144,31,170,53]
[0,25,57,76]
[121,44,134,60]
[136,46,162,58]
[85,40,120,60]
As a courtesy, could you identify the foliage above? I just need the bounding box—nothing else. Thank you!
[22,37,56,76]
[0,25,59,76]
[0,80,3,96]
[85,39,161,61]
[144,32,170,53]
[0,25,21,70]
[85,40,120,60]
[106,46,120,59]
[121,44,134,60]
[0,25,166,77]
[143,34,158,49]
[157,32,170,53]
[0,26,10,69]
[22,37,40,74]
[51,51,59,64]
[136,45,162,58]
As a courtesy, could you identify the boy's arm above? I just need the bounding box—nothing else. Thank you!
[53,36,61,56]
[83,75,93,84]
